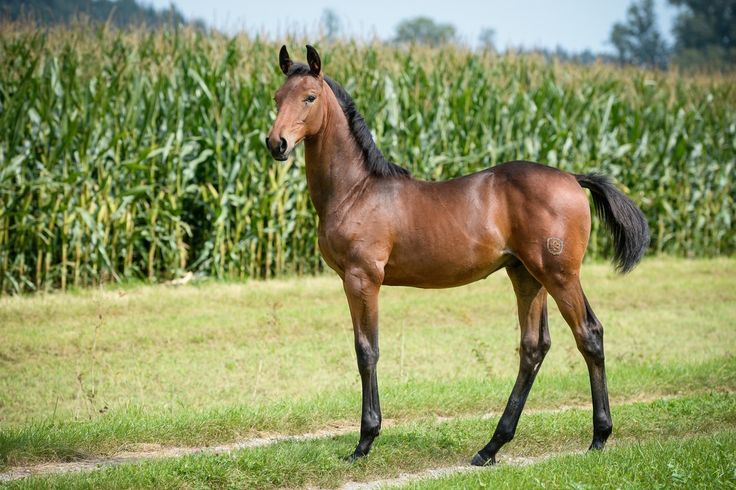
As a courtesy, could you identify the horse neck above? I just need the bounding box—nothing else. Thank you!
[303,83,370,220]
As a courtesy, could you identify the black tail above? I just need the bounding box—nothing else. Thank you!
[575,173,650,273]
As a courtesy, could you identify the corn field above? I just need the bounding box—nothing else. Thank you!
[1,24,734,294]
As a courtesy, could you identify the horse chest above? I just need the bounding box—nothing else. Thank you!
[317,218,385,277]
[317,224,351,275]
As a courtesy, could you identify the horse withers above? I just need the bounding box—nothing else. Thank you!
[266,45,650,466]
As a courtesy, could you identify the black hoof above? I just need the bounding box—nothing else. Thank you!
[344,446,369,462]
[589,426,612,451]
[471,451,496,466]
[588,440,606,451]
[588,430,611,451]
[343,452,360,462]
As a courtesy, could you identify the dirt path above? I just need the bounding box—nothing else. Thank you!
[0,393,688,483]
[338,451,570,490]
[0,426,358,483]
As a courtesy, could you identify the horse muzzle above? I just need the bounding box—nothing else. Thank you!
[265,135,291,161]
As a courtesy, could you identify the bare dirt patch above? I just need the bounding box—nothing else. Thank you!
[0,425,358,483]
[338,451,572,490]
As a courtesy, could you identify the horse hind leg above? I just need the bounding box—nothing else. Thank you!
[543,273,613,450]
[472,262,551,466]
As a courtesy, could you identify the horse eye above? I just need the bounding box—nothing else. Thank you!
[305,95,316,103]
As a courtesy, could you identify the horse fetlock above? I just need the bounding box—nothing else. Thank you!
[494,427,515,446]
[588,436,608,451]
[595,421,613,439]
[475,429,512,466]
[361,416,381,437]
[588,421,612,451]
[347,444,372,461]
[353,428,379,460]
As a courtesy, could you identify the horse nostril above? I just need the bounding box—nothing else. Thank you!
[279,137,287,154]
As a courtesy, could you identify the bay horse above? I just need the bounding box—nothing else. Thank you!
[266,45,649,466]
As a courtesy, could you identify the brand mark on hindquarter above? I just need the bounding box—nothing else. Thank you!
[546,237,564,255]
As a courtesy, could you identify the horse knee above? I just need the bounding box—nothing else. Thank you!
[355,339,379,371]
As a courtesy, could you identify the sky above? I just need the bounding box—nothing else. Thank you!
[147,0,679,54]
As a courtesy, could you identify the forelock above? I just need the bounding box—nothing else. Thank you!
[286,63,313,78]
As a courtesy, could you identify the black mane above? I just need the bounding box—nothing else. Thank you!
[287,63,411,178]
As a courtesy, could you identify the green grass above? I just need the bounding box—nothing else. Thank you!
[0,258,734,474]
[1,355,732,468]
[410,432,736,489]
[2,258,734,425]
[6,393,735,489]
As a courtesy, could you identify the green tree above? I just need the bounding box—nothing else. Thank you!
[609,0,669,68]
[669,0,736,70]
[321,8,341,41]
[394,16,456,47]
[478,27,496,52]
[0,0,199,28]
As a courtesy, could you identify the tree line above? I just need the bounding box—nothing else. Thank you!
[380,0,734,71]
[0,0,204,29]
[2,0,733,71]
[610,0,734,70]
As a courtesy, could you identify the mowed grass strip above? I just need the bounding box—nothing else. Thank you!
[5,393,735,489]
[407,431,736,489]
[2,259,734,427]
[1,355,734,469]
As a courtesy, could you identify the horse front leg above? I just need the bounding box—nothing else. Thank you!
[343,267,382,460]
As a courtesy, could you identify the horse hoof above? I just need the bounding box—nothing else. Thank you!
[344,452,360,462]
[471,452,496,466]
[588,440,606,451]
[344,448,368,462]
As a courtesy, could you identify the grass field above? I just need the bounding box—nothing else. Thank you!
[1,257,735,487]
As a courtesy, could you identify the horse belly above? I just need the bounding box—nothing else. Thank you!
[382,231,507,288]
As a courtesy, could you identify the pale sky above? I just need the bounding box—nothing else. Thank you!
[147,0,679,54]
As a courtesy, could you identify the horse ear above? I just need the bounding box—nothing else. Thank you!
[279,45,292,75]
[306,45,321,77]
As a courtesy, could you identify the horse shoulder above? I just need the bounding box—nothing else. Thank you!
[318,178,401,279]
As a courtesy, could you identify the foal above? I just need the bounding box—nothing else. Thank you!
[266,45,649,466]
